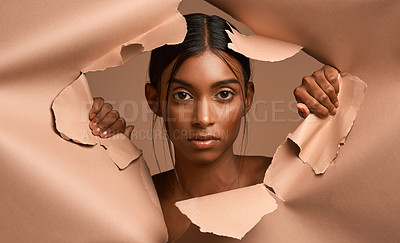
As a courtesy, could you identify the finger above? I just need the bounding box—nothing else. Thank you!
[124,125,135,139]
[323,65,340,93]
[101,117,127,138]
[312,70,339,109]
[303,75,336,114]
[323,65,340,107]
[90,103,113,132]
[296,103,310,118]
[97,110,120,137]
[294,86,330,118]
[89,97,104,120]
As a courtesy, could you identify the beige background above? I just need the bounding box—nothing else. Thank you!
[86,0,323,174]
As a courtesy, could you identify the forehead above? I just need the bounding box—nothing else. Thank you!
[160,50,244,89]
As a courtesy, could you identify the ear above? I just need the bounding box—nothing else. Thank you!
[244,82,255,115]
[145,83,162,117]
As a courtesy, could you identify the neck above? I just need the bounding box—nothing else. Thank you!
[173,146,242,198]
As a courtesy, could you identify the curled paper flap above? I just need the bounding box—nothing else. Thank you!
[82,1,186,73]
[288,73,367,174]
[175,184,277,239]
[265,73,367,199]
[226,27,302,62]
[52,74,142,170]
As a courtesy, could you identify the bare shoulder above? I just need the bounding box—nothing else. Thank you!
[152,170,191,241]
[240,155,272,186]
[152,170,175,199]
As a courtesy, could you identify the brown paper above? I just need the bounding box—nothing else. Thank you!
[3,0,400,241]
[285,73,366,174]
[176,184,277,239]
[178,0,400,241]
[0,0,188,241]
[52,74,142,170]
[264,73,367,200]
[175,73,366,238]
[226,27,303,62]
[82,11,186,73]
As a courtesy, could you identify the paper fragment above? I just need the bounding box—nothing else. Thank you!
[99,133,142,170]
[290,73,367,174]
[175,184,277,240]
[52,74,141,170]
[265,73,367,199]
[226,27,302,62]
[52,74,98,145]
[82,6,186,73]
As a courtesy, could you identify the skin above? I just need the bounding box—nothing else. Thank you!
[88,51,340,241]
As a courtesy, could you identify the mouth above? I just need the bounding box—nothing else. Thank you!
[188,135,220,149]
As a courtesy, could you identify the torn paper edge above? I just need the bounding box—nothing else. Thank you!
[53,0,187,171]
[176,73,367,238]
[52,74,142,170]
[226,25,302,62]
[82,4,186,73]
[264,73,367,201]
[175,184,277,240]
[288,73,367,174]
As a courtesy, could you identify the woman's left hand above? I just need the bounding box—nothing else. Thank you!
[294,65,340,118]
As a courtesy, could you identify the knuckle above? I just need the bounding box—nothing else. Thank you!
[325,67,339,80]
[312,70,323,78]
[319,93,329,102]
[302,76,313,86]
[293,87,302,96]
[94,97,104,103]
[308,100,319,109]
[117,117,126,126]
[103,103,113,111]
[325,86,336,95]
[320,109,329,117]
[108,110,119,118]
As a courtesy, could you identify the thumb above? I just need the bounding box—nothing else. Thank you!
[296,103,310,118]
[124,125,134,139]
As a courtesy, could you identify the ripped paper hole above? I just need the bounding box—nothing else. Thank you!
[176,184,277,240]
[288,73,367,174]
[226,26,303,62]
[82,2,186,73]
[176,73,367,238]
[52,74,142,170]
[265,73,367,200]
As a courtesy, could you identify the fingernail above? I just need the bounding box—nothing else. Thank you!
[89,113,95,120]
[101,131,108,137]
[89,121,97,128]
[332,108,337,115]
[93,127,101,135]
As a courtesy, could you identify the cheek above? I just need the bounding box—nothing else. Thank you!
[216,96,244,120]
[165,104,193,141]
[167,104,192,124]
[214,100,244,137]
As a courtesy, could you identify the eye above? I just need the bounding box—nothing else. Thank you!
[216,90,234,100]
[173,91,192,101]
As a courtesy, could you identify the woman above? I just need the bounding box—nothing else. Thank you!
[89,14,340,240]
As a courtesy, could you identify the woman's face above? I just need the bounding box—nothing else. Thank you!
[152,50,253,164]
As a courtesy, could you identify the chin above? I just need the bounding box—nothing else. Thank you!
[183,146,227,165]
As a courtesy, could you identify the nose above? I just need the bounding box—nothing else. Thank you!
[192,97,215,128]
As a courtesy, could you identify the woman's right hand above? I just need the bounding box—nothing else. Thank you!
[89,97,134,139]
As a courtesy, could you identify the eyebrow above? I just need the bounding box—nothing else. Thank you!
[171,78,240,89]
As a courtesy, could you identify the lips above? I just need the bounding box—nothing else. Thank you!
[188,135,220,149]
